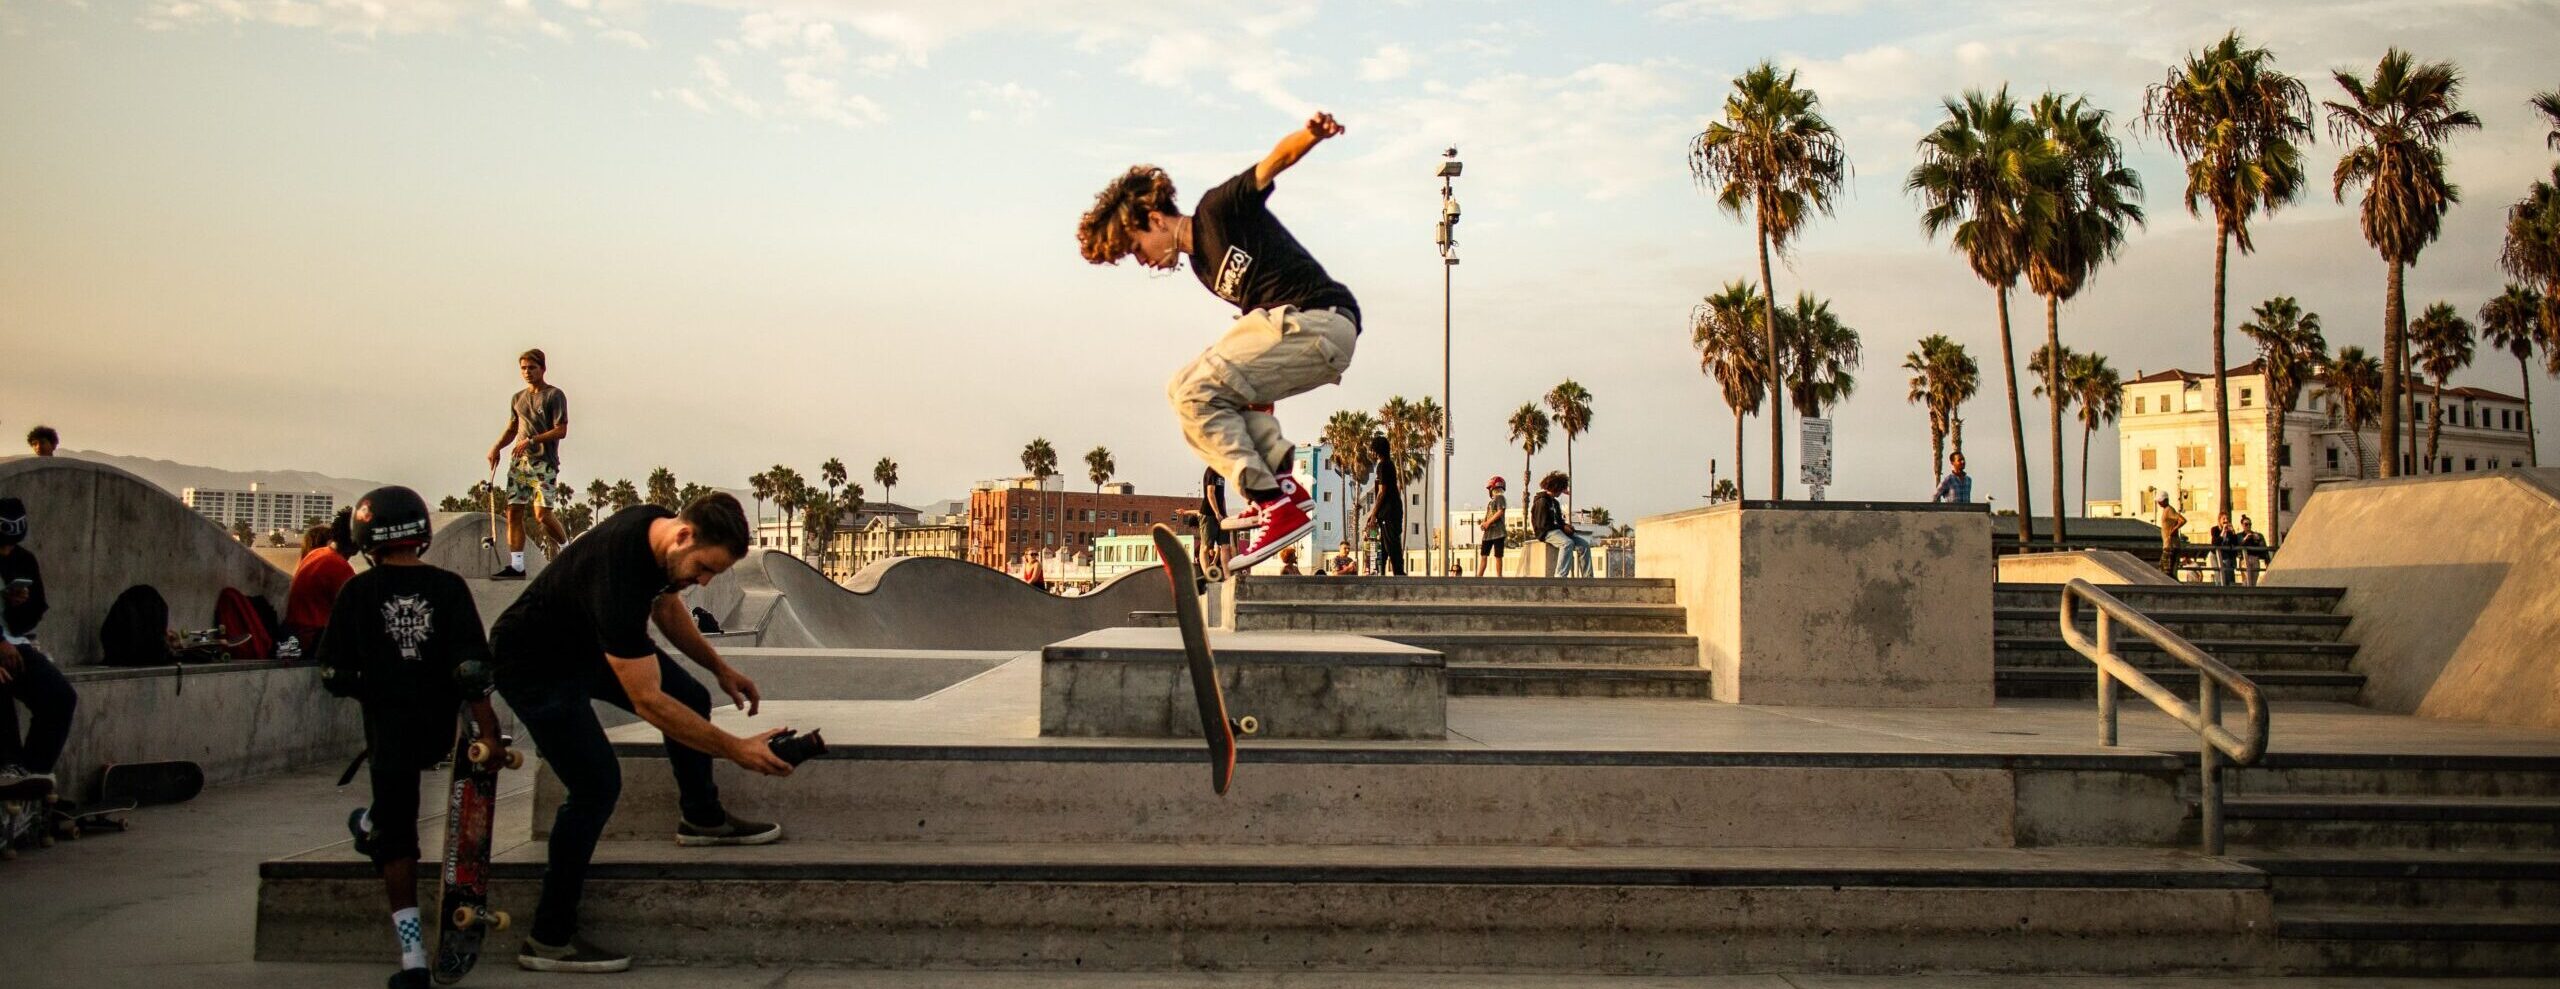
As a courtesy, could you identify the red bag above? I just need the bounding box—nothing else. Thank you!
[215,586,274,660]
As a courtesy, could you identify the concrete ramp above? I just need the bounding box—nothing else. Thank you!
[422,510,551,578]
[1997,549,2176,586]
[2267,468,2560,730]
[689,549,1172,651]
[0,456,289,666]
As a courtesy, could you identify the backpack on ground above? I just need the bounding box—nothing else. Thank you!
[213,587,273,660]
[99,585,173,668]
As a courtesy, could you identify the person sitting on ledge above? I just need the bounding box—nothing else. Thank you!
[0,497,75,801]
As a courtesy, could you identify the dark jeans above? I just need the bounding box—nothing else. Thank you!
[1374,517,1406,576]
[498,650,722,945]
[0,643,76,774]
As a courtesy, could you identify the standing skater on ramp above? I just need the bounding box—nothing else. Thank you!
[486,348,570,580]
[1077,111,1361,570]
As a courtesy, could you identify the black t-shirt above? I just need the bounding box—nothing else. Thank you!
[1371,459,1402,519]
[491,505,676,683]
[1191,169,1361,329]
[0,546,46,638]
[317,563,488,710]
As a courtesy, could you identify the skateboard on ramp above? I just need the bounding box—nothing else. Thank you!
[1150,523,1258,796]
[434,717,520,985]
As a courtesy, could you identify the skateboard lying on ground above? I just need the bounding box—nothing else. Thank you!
[1150,523,1258,796]
[48,798,134,838]
[434,718,521,985]
[98,760,204,806]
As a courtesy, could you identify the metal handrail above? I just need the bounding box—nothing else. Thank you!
[2058,577,2270,855]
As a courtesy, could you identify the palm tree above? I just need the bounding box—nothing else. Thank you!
[767,465,804,539]
[2144,30,2313,510]
[2066,352,2124,516]
[1412,396,1446,567]
[1689,61,1850,499]
[1902,334,1976,483]
[821,457,847,502]
[1778,293,1861,496]
[1696,282,1768,498]
[1085,446,1116,503]
[2028,342,2082,513]
[645,467,678,509]
[1506,403,1550,557]
[2026,92,2145,542]
[2409,301,2476,473]
[1020,438,1057,563]
[2321,346,2386,477]
[1544,381,1594,518]
[2240,296,2328,541]
[872,457,899,510]
[2322,48,2481,477]
[587,478,612,518]
[608,478,639,511]
[1322,410,1379,547]
[2479,284,2546,466]
[1909,87,2057,540]
[2504,165,2560,363]
[2534,89,2560,151]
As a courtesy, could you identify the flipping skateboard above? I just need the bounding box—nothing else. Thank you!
[1150,524,1258,796]
[97,760,204,806]
[433,718,521,985]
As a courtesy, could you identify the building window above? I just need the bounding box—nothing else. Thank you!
[2240,388,2254,408]
[2139,448,2157,470]
[2327,446,2341,470]
[2279,442,2292,467]
[2231,444,2247,467]
[2280,489,2293,512]
[2465,458,2478,471]
[2230,488,2248,514]
[2177,445,2207,469]
[2134,396,2147,415]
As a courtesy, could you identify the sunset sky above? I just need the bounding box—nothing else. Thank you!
[4,0,2554,519]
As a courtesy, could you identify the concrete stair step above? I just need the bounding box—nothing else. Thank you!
[2276,905,2560,974]
[257,843,2270,973]
[1996,668,2365,703]
[2219,753,2560,798]
[1995,609,2351,643]
[2241,850,2560,910]
[1238,574,1677,605]
[2204,795,2560,852]
[1994,582,2345,615]
[1233,601,1689,634]
[1445,663,1714,698]
[1372,631,1699,667]
[1995,640,2356,673]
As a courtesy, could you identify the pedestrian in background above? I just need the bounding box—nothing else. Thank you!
[2237,515,2267,587]
[2155,493,2187,579]
[1931,452,1971,503]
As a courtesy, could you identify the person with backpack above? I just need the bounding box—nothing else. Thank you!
[489,492,791,973]
[1363,433,1404,576]
[316,485,505,989]
[0,497,74,800]
[1532,472,1594,578]
[281,508,356,658]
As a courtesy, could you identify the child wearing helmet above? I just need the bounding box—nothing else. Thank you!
[315,485,506,989]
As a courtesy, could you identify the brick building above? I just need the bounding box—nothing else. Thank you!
[966,477,1198,571]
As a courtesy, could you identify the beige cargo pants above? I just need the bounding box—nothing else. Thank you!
[1167,305,1358,496]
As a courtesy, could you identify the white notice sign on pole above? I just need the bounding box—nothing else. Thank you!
[1801,416,1833,497]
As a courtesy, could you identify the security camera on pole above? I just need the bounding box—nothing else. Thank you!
[1436,148,1461,577]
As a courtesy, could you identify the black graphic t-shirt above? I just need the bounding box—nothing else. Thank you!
[491,504,676,685]
[317,563,489,710]
[1191,168,1361,330]
[1371,458,1403,521]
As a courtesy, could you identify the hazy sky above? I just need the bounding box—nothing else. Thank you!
[4,0,2555,521]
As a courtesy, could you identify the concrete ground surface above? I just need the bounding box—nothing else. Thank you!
[6,752,2556,988]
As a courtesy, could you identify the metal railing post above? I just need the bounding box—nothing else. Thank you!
[2055,578,2266,857]
[2200,684,2224,855]
[2096,610,2118,747]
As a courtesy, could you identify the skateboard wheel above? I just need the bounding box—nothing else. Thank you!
[491,911,511,931]
[1235,715,1260,736]
[453,905,477,928]
[504,750,526,770]
[467,742,493,765]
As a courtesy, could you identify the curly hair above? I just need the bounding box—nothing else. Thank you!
[1076,165,1179,265]
[1540,471,1571,494]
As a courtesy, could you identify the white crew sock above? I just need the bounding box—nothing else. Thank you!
[392,906,426,971]
[510,551,525,570]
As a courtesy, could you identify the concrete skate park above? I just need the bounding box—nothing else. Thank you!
[6,455,2560,982]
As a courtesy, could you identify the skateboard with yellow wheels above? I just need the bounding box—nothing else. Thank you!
[433,717,521,984]
[1150,523,1259,796]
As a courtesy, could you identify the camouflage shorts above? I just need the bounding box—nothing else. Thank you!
[504,457,558,507]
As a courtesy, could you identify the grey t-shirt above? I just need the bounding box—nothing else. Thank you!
[1482,496,1505,533]
[511,386,568,468]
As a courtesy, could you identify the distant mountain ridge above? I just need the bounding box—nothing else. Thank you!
[4,450,395,509]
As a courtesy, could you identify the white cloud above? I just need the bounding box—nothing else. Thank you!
[1359,43,1414,83]
[966,81,1048,123]
[1653,0,1872,21]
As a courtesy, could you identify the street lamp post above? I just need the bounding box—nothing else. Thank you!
[1437,148,1462,579]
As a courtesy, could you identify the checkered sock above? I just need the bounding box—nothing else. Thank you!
[393,907,426,971]
[510,551,526,570]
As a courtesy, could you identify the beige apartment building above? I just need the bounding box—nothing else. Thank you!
[2107,362,2534,539]
[826,514,967,581]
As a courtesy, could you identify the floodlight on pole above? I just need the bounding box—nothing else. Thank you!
[1438,148,1460,577]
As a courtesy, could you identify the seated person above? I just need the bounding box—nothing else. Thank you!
[0,498,75,799]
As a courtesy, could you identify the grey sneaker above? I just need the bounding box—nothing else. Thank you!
[676,811,781,847]
[517,935,631,973]
[0,765,53,801]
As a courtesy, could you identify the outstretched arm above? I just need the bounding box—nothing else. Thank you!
[1253,112,1344,189]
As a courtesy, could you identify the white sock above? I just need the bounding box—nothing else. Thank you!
[393,906,426,971]
[510,551,525,569]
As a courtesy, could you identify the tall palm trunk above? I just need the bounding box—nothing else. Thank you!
[2521,355,2541,468]
[1758,217,1785,499]
[1931,416,1945,483]
[1994,287,2034,542]
[1564,439,1576,522]
[1734,413,1748,501]
[2045,293,2069,545]
[2080,420,2095,517]
[2426,373,2447,472]
[2406,350,2422,473]
[2211,229,2235,519]
[2380,261,2405,476]
[2265,398,2283,546]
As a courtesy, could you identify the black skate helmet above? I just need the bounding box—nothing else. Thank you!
[351,485,433,553]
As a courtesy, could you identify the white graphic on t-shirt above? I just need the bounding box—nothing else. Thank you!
[1214,246,1252,302]
[383,595,434,662]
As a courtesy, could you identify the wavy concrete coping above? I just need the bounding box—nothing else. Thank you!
[0,456,290,666]
[687,549,1173,651]
[1996,549,2176,586]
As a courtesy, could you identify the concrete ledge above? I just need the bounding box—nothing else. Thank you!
[53,660,360,800]
[1041,628,1446,740]
[714,647,1016,700]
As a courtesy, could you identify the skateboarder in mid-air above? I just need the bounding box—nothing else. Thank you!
[487,348,569,580]
[315,486,505,989]
[1078,111,1362,571]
